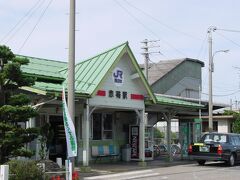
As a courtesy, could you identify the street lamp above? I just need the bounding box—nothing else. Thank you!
[211,50,229,72]
[208,27,229,132]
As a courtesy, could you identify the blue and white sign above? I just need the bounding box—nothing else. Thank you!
[113,67,124,86]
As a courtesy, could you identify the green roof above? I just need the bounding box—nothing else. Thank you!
[19,42,156,102]
[155,94,204,109]
[59,42,156,102]
[60,42,126,94]
[20,55,67,81]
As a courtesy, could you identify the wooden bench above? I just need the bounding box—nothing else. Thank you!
[91,145,119,163]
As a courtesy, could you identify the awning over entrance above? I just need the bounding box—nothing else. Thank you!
[155,94,204,109]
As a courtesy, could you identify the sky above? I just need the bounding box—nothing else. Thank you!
[0,0,240,106]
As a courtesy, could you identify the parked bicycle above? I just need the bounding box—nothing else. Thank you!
[154,144,181,157]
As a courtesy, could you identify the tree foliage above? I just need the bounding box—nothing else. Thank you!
[39,123,54,160]
[153,127,164,139]
[0,45,38,163]
[224,110,240,133]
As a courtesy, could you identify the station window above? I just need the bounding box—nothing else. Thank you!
[103,114,113,139]
[92,113,113,140]
[92,113,102,140]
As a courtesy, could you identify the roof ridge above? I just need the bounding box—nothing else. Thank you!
[58,41,128,72]
[16,54,67,64]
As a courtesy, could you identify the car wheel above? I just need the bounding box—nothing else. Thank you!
[228,154,235,166]
[197,160,206,166]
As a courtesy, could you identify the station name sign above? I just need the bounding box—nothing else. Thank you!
[96,90,144,101]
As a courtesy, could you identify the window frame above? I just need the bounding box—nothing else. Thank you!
[92,113,114,140]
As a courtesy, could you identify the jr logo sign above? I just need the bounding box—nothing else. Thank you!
[113,67,124,86]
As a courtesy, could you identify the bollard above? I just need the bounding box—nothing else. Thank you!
[65,160,69,180]
[0,165,9,180]
[69,162,72,180]
[56,158,62,168]
[72,171,79,180]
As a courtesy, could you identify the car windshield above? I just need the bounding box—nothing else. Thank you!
[201,134,227,143]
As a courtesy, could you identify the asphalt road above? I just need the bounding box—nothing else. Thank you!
[84,162,240,180]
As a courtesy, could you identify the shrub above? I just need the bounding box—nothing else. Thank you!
[7,160,46,180]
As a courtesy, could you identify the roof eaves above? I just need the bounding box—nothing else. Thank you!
[23,73,65,82]
[155,95,204,109]
[20,86,47,95]
[185,58,205,67]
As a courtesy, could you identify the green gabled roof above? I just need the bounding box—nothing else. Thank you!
[21,81,89,97]
[155,94,204,109]
[19,55,67,81]
[59,42,156,103]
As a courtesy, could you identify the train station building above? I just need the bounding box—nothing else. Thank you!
[21,42,204,166]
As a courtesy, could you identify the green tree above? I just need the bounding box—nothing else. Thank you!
[0,45,38,163]
[39,123,54,160]
[153,127,164,139]
[224,110,240,133]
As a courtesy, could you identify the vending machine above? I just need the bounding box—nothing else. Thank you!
[129,125,153,160]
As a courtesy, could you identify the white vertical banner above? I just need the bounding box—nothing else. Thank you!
[0,165,9,180]
[62,87,77,158]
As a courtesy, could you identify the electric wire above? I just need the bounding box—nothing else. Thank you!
[215,31,240,48]
[2,0,46,44]
[123,0,202,41]
[196,33,208,59]
[18,0,54,53]
[216,28,240,33]
[148,58,239,98]
[0,0,43,43]
[201,90,240,97]
[114,0,187,57]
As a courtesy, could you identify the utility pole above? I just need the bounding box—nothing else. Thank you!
[141,39,149,81]
[230,99,232,110]
[207,26,229,132]
[207,26,215,133]
[141,39,161,81]
[68,0,76,167]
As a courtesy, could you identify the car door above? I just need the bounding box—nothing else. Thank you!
[236,135,240,161]
[231,135,240,161]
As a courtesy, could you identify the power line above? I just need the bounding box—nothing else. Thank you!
[114,0,187,57]
[216,28,240,33]
[18,0,54,53]
[202,90,240,97]
[1,0,46,44]
[123,0,202,41]
[149,58,239,98]
[0,0,43,43]
[215,31,240,48]
[196,33,208,59]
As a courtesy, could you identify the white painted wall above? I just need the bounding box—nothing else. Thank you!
[89,54,146,110]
